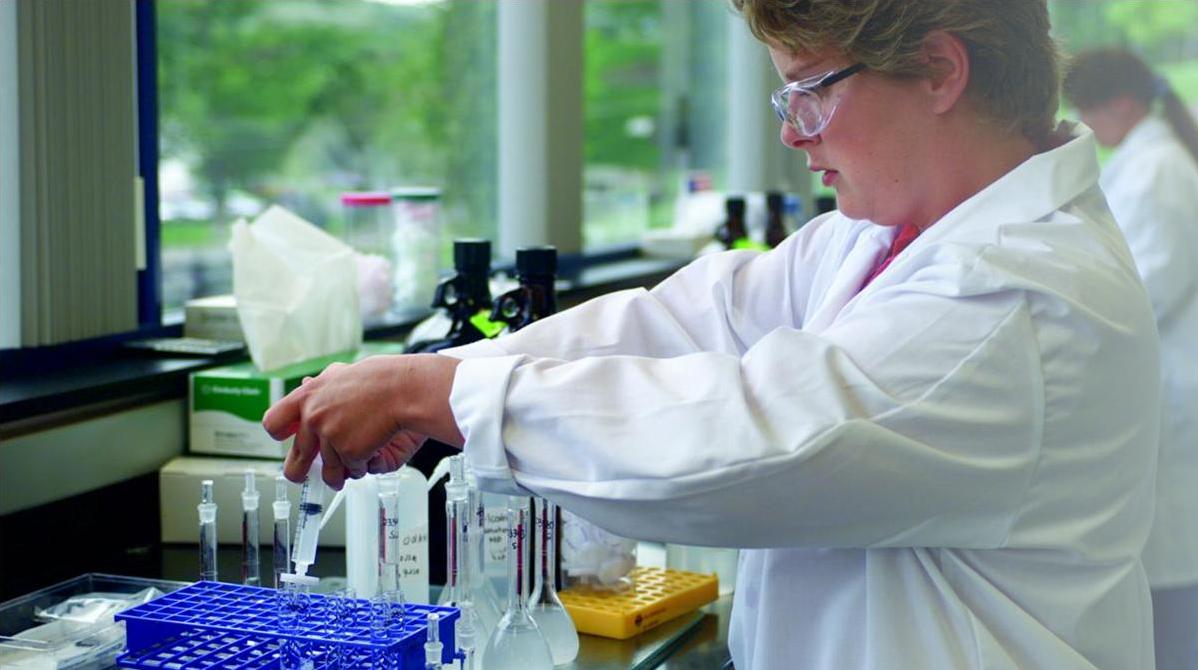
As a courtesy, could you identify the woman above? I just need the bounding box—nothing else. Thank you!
[266,1,1160,667]
[1065,48,1198,670]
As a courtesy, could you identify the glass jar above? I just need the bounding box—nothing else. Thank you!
[391,187,443,314]
[340,191,394,258]
[341,191,398,323]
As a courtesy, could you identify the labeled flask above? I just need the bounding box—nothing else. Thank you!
[481,496,554,669]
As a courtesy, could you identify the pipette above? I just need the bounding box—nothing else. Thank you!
[198,480,217,581]
[241,470,261,585]
[273,475,292,588]
[290,457,328,577]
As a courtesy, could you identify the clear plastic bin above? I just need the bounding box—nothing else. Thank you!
[0,573,188,669]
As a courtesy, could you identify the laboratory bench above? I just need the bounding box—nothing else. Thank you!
[0,250,718,666]
[0,542,733,669]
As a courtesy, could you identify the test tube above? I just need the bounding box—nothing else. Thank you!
[278,572,318,670]
[425,612,443,670]
[377,489,406,628]
[441,456,498,639]
[291,457,327,576]
[456,601,479,670]
[273,475,292,589]
[329,587,358,666]
[242,470,261,586]
[370,561,402,669]
[198,480,217,582]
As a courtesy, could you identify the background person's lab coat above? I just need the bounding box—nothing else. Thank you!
[1100,114,1198,591]
[445,127,1160,669]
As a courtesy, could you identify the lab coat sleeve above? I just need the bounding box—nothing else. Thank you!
[441,219,836,363]
[1111,160,1196,322]
[452,256,1044,550]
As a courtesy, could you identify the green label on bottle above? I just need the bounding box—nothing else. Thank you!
[732,237,769,252]
[470,310,506,338]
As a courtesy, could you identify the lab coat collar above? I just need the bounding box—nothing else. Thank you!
[911,121,1099,248]
[1117,115,1172,155]
[1102,115,1172,191]
[843,121,1099,288]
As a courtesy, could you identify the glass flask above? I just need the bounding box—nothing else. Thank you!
[481,496,554,669]
[528,498,579,665]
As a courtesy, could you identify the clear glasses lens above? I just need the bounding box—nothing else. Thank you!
[772,86,827,137]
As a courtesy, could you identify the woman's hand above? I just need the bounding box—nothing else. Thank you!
[262,353,464,489]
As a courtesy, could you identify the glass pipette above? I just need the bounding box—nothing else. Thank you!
[198,480,217,581]
[273,475,291,588]
[241,470,261,585]
[291,457,327,577]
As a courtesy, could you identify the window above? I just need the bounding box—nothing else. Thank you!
[1050,2,1198,111]
[582,0,728,250]
[156,0,497,315]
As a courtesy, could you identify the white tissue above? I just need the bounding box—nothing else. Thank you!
[231,205,363,371]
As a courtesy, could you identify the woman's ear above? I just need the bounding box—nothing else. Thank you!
[920,30,970,115]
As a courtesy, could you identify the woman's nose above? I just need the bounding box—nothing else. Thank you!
[781,122,817,149]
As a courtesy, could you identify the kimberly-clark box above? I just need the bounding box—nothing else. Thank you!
[189,344,405,458]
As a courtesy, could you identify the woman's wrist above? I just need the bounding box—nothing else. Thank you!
[396,353,464,448]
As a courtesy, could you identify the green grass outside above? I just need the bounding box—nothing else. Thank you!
[1161,60,1198,105]
[161,219,223,249]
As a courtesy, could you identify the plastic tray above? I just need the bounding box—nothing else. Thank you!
[115,581,458,669]
[0,573,190,669]
[559,567,718,640]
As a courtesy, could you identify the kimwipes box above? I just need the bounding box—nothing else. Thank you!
[189,344,404,458]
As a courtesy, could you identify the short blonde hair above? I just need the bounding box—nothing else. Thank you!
[732,0,1061,143]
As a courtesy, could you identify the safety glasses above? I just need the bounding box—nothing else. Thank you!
[771,63,866,137]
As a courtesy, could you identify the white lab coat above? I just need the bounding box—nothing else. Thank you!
[1100,115,1198,589]
[444,126,1161,669]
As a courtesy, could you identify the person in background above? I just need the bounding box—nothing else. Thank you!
[265,1,1162,667]
[1065,48,1198,670]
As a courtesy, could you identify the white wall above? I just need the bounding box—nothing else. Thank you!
[0,400,186,515]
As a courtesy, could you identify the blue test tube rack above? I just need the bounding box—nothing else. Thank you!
[114,581,458,669]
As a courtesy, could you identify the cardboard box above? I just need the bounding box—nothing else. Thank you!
[188,343,406,458]
[158,456,346,547]
[183,294,243,342]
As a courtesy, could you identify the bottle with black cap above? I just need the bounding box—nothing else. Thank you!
[405,239,503,590]
[714,196,748,251]
[765,191,788,248]
[490,246,558,333]
[406,238,501,354]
